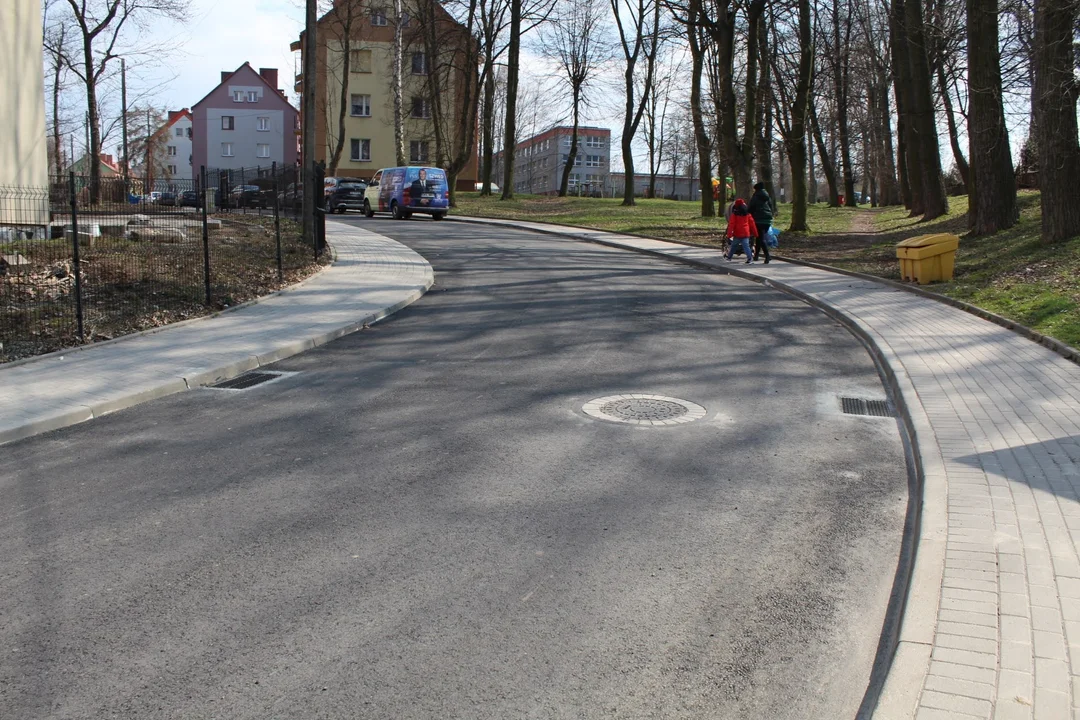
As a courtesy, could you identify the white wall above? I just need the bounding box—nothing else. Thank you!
[0,0,49,220]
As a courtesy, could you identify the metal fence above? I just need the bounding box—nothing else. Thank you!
[0,166,325,363]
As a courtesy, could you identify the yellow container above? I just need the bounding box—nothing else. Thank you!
[896,233,959,284]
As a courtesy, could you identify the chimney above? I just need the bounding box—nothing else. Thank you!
[259,68,278,89]
[221,71,232,84]
[168,110,181,122]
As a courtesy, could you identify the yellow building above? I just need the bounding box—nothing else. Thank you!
[293,0,477,190]
[1,0,49,225]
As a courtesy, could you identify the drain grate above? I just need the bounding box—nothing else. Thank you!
[840,396,893,417]
[210,371,283,390]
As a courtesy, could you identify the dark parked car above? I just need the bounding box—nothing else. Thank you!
[229,184,263,208]
[156,191,178,206]
[277,183,302,211]
[328,180,367,213]
[179,190,200,208]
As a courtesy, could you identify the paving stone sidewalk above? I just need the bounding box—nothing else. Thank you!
[0,221,433,445]
[452,216,1080,720]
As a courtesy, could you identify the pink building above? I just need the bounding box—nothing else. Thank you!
[191,63,298,180]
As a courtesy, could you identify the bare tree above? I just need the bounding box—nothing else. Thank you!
[478,0,512,194]
[319,0,364,175]
[611,0,664,205]
[417,0,481,203]
[60,0,189,202]
[539,0,610,197]
[43,10,74,178]
[770,0,814,229]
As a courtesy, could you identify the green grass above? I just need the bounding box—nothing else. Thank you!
[451,193,856,247]
[450,191,1080,349]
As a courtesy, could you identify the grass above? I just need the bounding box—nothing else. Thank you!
[451,193,857,248]
[451,190,1080,349]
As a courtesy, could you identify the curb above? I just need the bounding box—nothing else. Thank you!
[449,214,939,719]
[1,236,434,447]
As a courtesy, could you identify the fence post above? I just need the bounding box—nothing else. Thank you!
[68,172,85,341]
[273,162,283,282]
[314,162,325,262]
[240,167,246,215]
[201,166,211,306]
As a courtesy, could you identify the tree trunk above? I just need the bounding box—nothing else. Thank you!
[392,0,405,166]
[1033,0,1080,242]
[936,63,969,191]
[713,0,765,200]
[786,0,812,230]
[501,0,522,200]
[891,0,923,214]
[966,0,1016,234]
[687,3,714,217]
[876,80,901,205]
[754,16,775,204]
[832,3,856,206]
[480,68,496,194]
[810,101,840,206]
[808,126,817,204]
[559,94,580,196]
[80,34,101,203]
[328,19,352,176]
[904,0,948,219]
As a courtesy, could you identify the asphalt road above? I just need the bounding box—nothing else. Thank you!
[0,219,909,719]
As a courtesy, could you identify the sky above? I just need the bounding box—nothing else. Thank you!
[139,0,305,111]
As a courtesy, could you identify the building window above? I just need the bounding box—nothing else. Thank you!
[257,117,270,131]
[350,49,372,73]
[350,94,371,117]
[175,127,183,137]
[186,127,192,139]
[411,52,427,75]
[400,12,410,26]
[222,142,234,157]
[563,136,572,146]
[410,96,430,119]
[371,8,387,25]
[409,140,429,163]
[257,143,270,158]
[222,116,235,130]
[586,136,604,148]
[586,155,601,167]
[350,138,371,162]
[232,90,244,102]
[247,90,259,102]
[167,145,177,156]
[569,173,579,185]
[168,164,178,174]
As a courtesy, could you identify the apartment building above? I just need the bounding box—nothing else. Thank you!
[493,126,611,196]
[293,0,477,188]
[191,64,298,178]
[159,110,193,179]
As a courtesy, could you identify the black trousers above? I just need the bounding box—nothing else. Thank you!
[753,224,771,261]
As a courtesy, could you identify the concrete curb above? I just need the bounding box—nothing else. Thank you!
[0,235,434,447]
[448,215,940,719]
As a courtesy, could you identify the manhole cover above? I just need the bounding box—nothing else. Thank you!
[583,394,706,426]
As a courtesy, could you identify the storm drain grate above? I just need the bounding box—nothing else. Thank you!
[840,396,893,417]
[210,371,283,390]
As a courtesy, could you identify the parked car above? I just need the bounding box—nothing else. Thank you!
[156,191,178,206]
[145,191,162,204]
[229,184,263,208]
[179,190,200,208]
[328,180,367,213]
[277,183,302,211]
[363,166,449,220]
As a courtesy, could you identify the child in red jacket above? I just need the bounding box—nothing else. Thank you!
[725,198,759,264]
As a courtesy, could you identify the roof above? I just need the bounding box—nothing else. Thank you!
[150,109,192,142]
[191,62,297,112]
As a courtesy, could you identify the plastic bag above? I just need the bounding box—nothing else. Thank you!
[766,225,780,248]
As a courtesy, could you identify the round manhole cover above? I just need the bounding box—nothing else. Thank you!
[582,394,706,426]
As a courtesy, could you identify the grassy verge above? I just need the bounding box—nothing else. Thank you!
[451,191,1080,349]
[451,193,856,246]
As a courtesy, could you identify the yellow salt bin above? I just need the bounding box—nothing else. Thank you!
[896,233,959,284]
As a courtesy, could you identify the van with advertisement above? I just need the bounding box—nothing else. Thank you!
[362,166,449,220]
